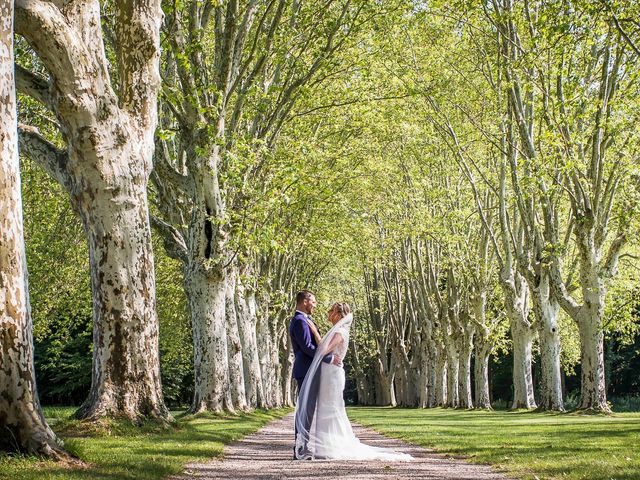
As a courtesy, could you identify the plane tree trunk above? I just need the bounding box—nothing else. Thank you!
[15,0,169,421]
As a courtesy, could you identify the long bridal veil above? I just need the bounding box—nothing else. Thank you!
[294,314,352,458]
[294,313,412,461]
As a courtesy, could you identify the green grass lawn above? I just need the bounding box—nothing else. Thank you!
[347,407,640,480]
[0,407,290,480]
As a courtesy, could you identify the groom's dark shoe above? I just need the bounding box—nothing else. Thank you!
[293,447,314,461]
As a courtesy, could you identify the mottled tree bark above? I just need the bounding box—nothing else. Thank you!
[0,6,64,455]
[471,291,493,409]
[434,335,448,407]
[280,332,294,407]
[417,330,433,408]
[186,267,232,413]
[458,320,474,409]
[225,266,248,411]
[236,281,265,408]
[427,342,438,408]
[473,337,492,409]
[444,270,462,409]
[509,319,536,409]
[393,348,415,407]
[444,334,460,408]
[374,359,396,406]
[15,0,169,421]
[552,254,613,412]
[76,173,167,420]
[256,296,278,408]
[502,269,537,410]
[530,271,563,411]
[576,306,607,411]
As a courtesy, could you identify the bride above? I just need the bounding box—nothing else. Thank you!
[294,302,412,461]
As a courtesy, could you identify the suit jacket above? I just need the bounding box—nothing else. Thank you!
[290,311,332,381]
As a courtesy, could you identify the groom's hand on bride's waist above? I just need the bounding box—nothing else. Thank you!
[330,355,343,367]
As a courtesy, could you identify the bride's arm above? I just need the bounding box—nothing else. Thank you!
[307,320,344,365]
[306,320,336,364]
[306,320,322,345]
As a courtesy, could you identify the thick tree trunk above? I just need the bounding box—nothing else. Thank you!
[393,349,415,406]
[474,327,492,409]
[445,350,459,408]
[355,378,367,404]
[434,339,448,406]
[574,266,610,412]
[393,371,405,406]
[408,341,422,407]
[444,333,459,408]
[577,306,608,412]
[458,325,474,409]
[225,268,247,411]
[15,0,168,422]
[55,109,167,420]
[256,302,278,407]
[351,339,374,405]
[0,12,64,455]
[379,374,396,406]
[186,268,232,413]
[510,320,537,409]
[373,375,383,405]
[247,291,266,407]
[427,338,438,407]
[418,333,431,408]
[472,293,492,409]
[501,271,536,409]
[236,284,265,408]
[280,332,294,407]
[0,189,63,454]
[361,376,375,405]
[375,360,396,406]
[551,245,610,412]
[531,271,564,411]
[75,175,168,420]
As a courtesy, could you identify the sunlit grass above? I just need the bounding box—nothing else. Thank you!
[0,407,290,480]
[347,407,640,480]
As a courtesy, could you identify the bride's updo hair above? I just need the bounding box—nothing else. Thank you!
[331,302,351,319]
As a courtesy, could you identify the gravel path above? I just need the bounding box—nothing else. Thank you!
[172,412,513,480]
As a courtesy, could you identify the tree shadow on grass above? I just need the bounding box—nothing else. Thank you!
[346,407,640,480]
[0,409,288,480]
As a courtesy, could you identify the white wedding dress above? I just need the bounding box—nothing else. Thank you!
[295,314,412,461]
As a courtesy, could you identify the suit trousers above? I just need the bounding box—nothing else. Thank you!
[294,367,321,454]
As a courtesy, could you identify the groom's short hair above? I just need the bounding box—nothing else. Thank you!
[296,290,315,304]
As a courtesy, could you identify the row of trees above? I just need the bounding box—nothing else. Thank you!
[1,0,392,457]
[1,0,638,460]
[339,1,640,413]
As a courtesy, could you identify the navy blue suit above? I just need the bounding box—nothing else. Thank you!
[290,311,333,382]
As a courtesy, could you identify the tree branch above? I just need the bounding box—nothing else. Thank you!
[153,137,192,194]
[605,1,640,56]
[15,0,98,105]
[601,231,627,279]
[150,215,188,262]
[17,123,70,189]
[114,0,162,128]
[14,64,54,111]
[548,256,581,322]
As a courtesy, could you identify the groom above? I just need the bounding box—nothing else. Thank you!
[290,290,341,458]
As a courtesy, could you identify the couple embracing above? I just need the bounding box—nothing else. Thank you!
[289,290,412,461]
